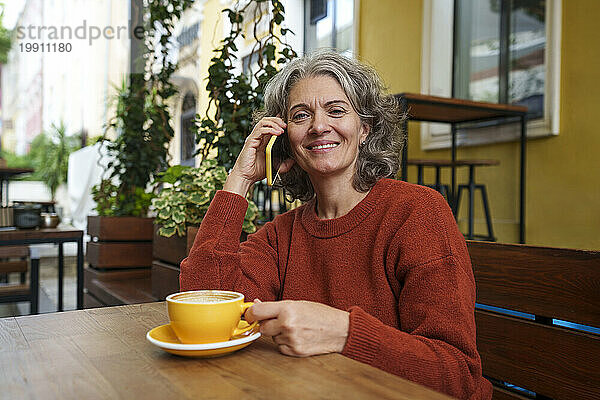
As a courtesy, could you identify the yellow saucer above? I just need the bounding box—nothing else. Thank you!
[146,321,261,358]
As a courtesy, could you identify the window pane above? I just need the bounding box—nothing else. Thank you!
[454,0,546,120]
[305,0,354,54]
[335,0,354,56]
[454,0,501,103]
[509,1,545,119]
[180,93,196,166]
[305,0,334,51]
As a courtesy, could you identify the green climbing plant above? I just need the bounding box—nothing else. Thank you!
[195,0,298,170]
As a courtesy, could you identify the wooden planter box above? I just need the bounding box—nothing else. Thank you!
[85,216,156,308]
[87,242,153,268]
[149,226,253,300]
[84,265,152,306]
[151,260,181,300]
[151,226,198,300]
[88,216,154,241]
[152,225,198,265]
[86,216,154,269]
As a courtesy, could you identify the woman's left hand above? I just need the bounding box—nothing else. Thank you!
[245,300,349,357]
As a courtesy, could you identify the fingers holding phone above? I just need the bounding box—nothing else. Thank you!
[224,116,289,196]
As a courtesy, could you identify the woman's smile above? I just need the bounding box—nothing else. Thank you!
[305,140,340,152]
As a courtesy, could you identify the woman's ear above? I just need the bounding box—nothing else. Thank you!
[278,158,296,174]
[360,123,371,143]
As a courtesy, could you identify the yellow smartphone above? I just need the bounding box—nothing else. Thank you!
[266,135,278,186]
[266,132,286,186]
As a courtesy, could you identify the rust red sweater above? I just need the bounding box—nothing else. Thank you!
[180,178,492,399]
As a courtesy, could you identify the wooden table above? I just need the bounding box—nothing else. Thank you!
[0,302,453,399]
[0,228,84,311]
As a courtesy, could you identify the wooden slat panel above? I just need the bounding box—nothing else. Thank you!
[476,309,600,400]
[85,279,124,307]
[87,242,153,268]
[84,265,150,283]
[468,241,600,326]
[84,266,151,304]
[491,386,531,400]
[0,284,30,297]
[0,245,28,258]
[87,216,154,241]
[0,260,28,273]
[83,292,105,309]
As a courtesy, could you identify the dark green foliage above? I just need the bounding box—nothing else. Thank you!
[92,179,154,217]
[0,150,34,170]
[93,0,194,217]
[152,159,258,237]
[195,0,297,170]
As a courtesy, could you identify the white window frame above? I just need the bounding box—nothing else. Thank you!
[420,0,562,150]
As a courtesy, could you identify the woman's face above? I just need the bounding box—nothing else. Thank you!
[286,75,369,180]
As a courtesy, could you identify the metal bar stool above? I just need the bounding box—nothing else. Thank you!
[453,160,499,241]
[407,158,499,241]
[407,159,452,201]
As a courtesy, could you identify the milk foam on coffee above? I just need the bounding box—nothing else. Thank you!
[172,291,240,303]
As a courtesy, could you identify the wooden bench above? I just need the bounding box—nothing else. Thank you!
[0,245,39,314]
[467,240,600,400]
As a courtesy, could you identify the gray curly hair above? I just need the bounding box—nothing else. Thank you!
[254,49,405,202]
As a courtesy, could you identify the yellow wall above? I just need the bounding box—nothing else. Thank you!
[359,0,600,250]
[199,0,227,121]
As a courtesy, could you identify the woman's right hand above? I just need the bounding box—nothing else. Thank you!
[223,116,289,196]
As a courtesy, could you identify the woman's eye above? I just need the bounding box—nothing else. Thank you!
[292,112,309,121]
[330,108,347,116]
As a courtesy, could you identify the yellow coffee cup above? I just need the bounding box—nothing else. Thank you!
[166,290,258,344]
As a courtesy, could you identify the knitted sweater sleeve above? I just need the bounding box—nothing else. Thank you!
[179,190,281,302]
[341,191,492,400]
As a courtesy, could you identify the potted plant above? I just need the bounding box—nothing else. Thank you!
[150,160,259,299]
[88,0,193,245]
[154,160,259,239]
[30,122,81,202]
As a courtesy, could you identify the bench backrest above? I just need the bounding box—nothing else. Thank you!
[466,240,600,400]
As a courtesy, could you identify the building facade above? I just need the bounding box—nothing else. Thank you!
[1,0,129,154]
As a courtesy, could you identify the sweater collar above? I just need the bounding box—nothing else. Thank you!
[300,178,393,238]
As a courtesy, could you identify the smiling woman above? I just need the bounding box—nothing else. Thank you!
[180,49,493,400]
